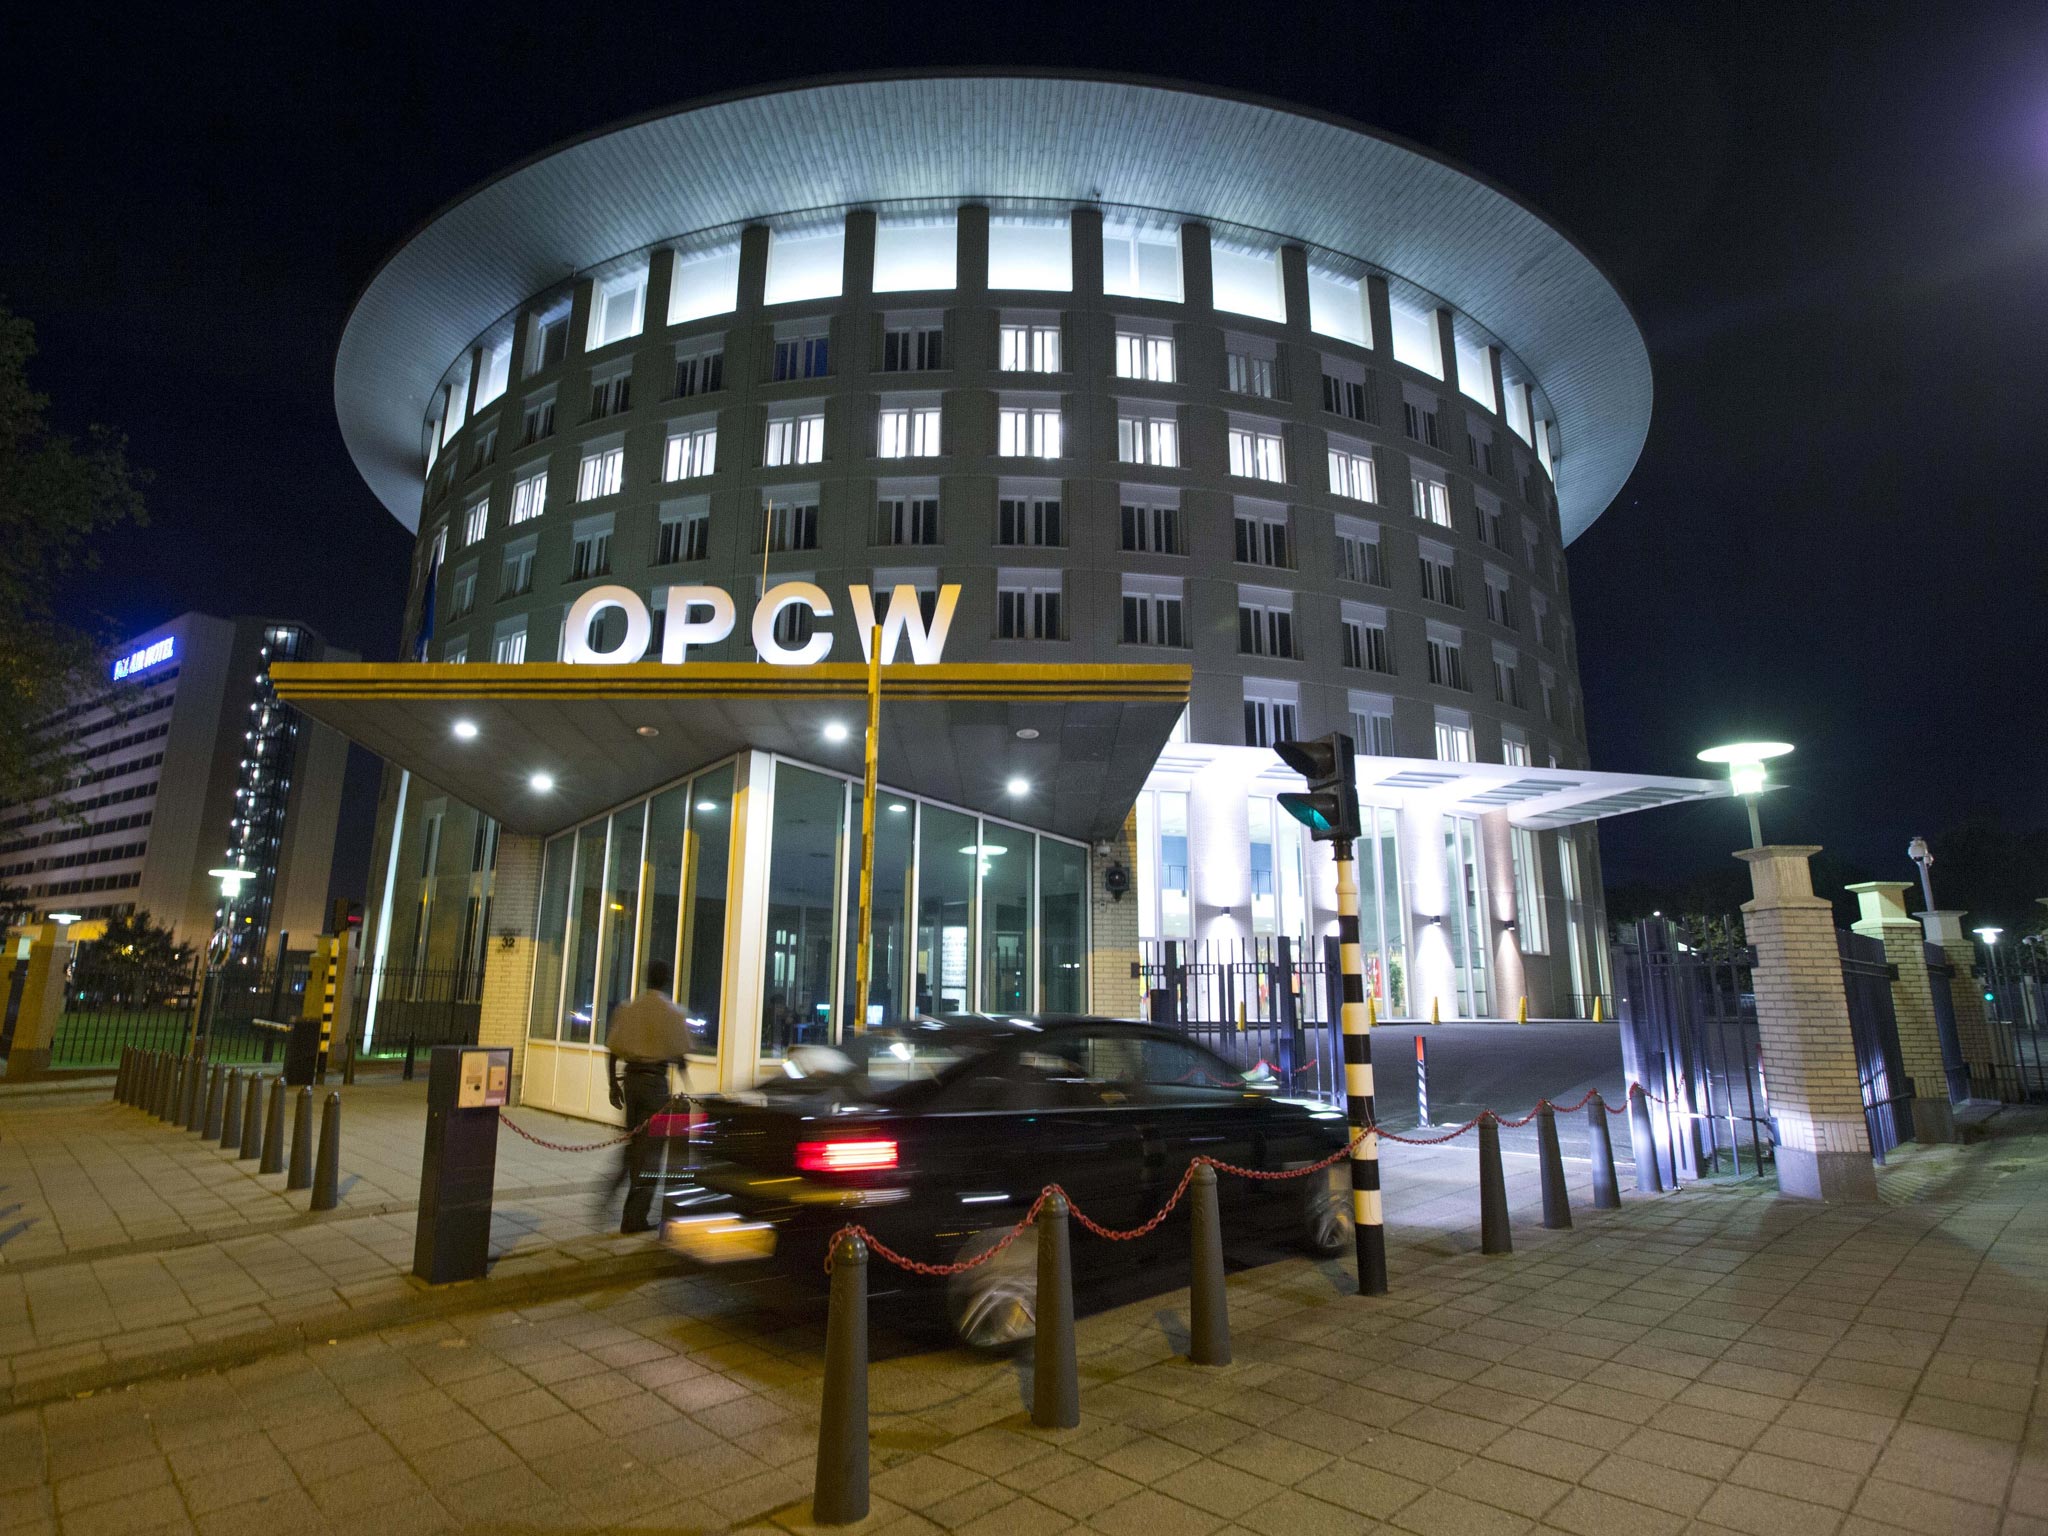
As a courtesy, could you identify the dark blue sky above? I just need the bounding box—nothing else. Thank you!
[6,0,2045,904]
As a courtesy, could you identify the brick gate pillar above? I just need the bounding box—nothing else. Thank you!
[1848,881,1955,1142]
[1918,909,2007,1099]
[1090,810,1142,1018]
[1738,846,1876,1202]
[2,923,71,1081]
[477,832,543,1095]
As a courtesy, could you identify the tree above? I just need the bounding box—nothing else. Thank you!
[78,909,193,1004]
[0,301,149,809]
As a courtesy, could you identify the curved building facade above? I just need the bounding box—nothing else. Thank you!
[331,75,1677,1111]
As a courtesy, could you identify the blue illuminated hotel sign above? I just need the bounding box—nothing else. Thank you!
[112,637,175,680]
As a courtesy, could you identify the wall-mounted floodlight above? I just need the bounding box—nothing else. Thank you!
[1696,741,1793,847]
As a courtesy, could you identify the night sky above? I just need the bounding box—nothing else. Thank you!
[6,2,2044,909]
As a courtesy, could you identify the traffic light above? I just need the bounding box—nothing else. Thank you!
[1275,732,1361,846]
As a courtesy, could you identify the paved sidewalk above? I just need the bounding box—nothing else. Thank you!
[5,1110,2047,1534]
[0,1078,659,1405]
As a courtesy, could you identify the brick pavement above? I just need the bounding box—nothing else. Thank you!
[3,1104,2047,1534]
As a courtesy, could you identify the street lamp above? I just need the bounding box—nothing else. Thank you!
[1696,741,1794,849]
[1908,836,1935,912]
[1975,925,2003,949]
[207,865,252,966]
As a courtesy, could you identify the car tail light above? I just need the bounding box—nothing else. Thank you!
[648,1110,704,1139]
[795,1137,898,1173]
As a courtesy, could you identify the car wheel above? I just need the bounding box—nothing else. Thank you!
[945,1224,1037,1350]
[1300,1165,1353,1257]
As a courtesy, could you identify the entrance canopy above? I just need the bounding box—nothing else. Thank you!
[271,660,1190,841]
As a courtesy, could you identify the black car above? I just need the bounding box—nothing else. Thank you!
[656,1014,1353,1347]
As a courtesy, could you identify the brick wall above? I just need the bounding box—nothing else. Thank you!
[1090,810,1142,1018]
[477,832,543,1082]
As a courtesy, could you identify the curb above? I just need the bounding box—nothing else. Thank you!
[3,1243,678,1410]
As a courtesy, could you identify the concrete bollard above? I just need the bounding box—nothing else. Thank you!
[182,1055,205,1131]
[1588,1095,1622,1209]
[311,1092,342,1210]
[1188,1164,1230,1366]
[1478,1115,1512,1255]
[220,1069,244,1149]
[158,1054,178,1121]
[169,1055,190,1123]
[115,1048,129,1103]
[286,1086,314,1191]
[811,1232,870,1525]
[203,1064,226,1140]
[141,1052,157,1113]
[1537,1104,1572,1230]
[239,1074,265,1160]
[1628,1088,1665,1194]
[259,1076,287,1174]
[1032,1191,1080,1428]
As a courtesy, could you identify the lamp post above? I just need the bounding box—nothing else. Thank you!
[1908,836,1935,913]
[1696,741,1794,849]
[190,865,252,1052]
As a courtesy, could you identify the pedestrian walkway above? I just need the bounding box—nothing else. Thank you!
[0,1078,660,1406]
[4,1103,2046,1534]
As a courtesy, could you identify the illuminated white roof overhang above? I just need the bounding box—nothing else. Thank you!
[337,71,1650,542]
[1148,741,1730,830]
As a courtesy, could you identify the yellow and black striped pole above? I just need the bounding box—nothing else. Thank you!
[1333,843,1388,1295]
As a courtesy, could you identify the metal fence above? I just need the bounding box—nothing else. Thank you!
[340,965,481,1077]
[1137,937,1343,1103]
[52,953,310,1068]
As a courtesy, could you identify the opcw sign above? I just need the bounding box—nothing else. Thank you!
[560,582,962,667]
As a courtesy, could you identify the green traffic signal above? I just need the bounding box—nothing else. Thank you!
[1278,792,1338,833]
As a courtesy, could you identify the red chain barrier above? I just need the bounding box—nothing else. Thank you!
[497,1096,687,1153]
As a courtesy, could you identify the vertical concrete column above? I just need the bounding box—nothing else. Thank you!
[1090,809,1143,1018]
[841,209,877,304]
[1738,846,1876,1201]
[1920,909,2005,1097]
[643,248,676,337]
[1435,310,1460,397]
[956,204,990,301]
[477,831,543,1092]
[1069,207,1105,297]
[1179,222,1214,312]
[1278,245,1312,335]
[1364,275,1394,363]
[2,925,71,1081]
[719,751,776,1092]
[1480,811,1526,1016]
[1485,346,1507,419]
[1849,882,1955,1141]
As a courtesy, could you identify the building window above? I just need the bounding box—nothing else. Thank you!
[878,405,941,459]
[772,333,831,382]
[1455,336,1497,412]
[1502,732,1532,768]
[766,497,819,553]
[1335,521,1385,586]
[508,469,548,525]
[769,597,816,649]
[1227,426,1286,483]
[443,638,468,665]
[657,502,709,564]
[1117,408,1179,467]
[1328,445,1379,503]
[1403,399,1441,449]
[988,215,1072,291]
[476,337,512,409]
[1419,546,1462,607]
[1505,379,1534,443]
[470,426,499,473]
[1541,668,1560,724]
[589,371,632,420]
[462,499,488,546]
[1322,371,1372,423]
[492,622,527,664]
[1114,330,1175,382]
[520,396,555,446]
[869,568,942,625]
[882,323,944,372]
[1242,684,1298,748]
[449,566,477,620]
[998,405,1061,459]
[875,494,941,547]
[1434,713,1475,763]
[674,345,725,398]
[569,519,613,581]
[997,574,1062,640]
[1511,827,1549,954]
[1342,610,1392,674]
[1388,295,1443,378]
[765,412,825,467]
[1211,243,1284,322]
[1349,693,1396,755]
[574,446,624,502]
[1233,507,1290,568]
[764,224,846,306]
[1121,578,1185,647]
[1480,502,1507,552]
[1427,630,1470,691]
[872,217,957,292]
[1468,424,1497,478]
[1000,321,1061,373]
[1485,571,1515,628]
[1309,267,1372,347]
[1102,222,1182,303]
[1493,650,1524,708]
[1412,475,1452,528]
[499,541,536,598]
[528,304,569,376]
[1238,594,1296,659]
[669,242,741,324]
[1121,495,1182,555]
[588,266,648,351]
[663,423,717,481]
[997,494,1061,547]
[1226,350,1275,398]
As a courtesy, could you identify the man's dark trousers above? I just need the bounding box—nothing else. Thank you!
[618,1065,670,1232]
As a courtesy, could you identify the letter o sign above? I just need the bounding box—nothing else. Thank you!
[562,585,652,664]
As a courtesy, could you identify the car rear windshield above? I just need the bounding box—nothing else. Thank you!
[856,1027,995,1097]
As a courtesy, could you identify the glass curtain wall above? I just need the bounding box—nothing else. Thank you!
[1443,815,1490,1016]
[761,765,846,1055]
[1040,841,1088,1013]
[1356,805,1408,1014]
[915,803,976,1015]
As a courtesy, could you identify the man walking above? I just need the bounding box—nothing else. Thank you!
[605,959,693,1233]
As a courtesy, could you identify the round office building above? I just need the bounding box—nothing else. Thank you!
[313,73,1715,1120]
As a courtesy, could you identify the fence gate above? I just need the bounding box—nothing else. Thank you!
[1839,929,1909,1160]
[1610,917,1771,1185]
[1137,937,1341,1104]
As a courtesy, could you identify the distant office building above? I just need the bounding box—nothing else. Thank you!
[0,613,355,957]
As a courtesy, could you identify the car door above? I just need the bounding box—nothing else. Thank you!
[1131,1034,1272,1234]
